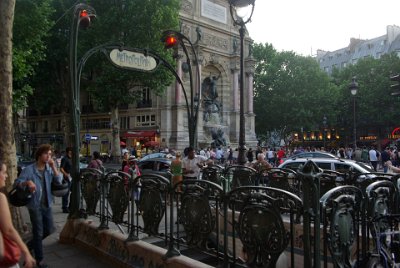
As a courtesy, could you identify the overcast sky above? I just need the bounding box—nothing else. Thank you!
[246,0,400,56]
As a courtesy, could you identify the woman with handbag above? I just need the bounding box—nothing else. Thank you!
[0,159,36,268]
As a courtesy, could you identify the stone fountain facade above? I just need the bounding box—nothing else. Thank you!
[159,0,258,150]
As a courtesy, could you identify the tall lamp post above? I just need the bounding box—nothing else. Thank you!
[349,77,358,150]
[160,30,201,259]
[161,30,201,149]
[229,0,255,165]
[322,115,327,149]
[69,3,96,218]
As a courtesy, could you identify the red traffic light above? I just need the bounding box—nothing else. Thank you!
[79,9,91,28]
[80,9,88,18]
[164,35,178,49]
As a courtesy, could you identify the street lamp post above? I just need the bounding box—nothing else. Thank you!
[229,0,255,165]
[349,77,358,150]
[161,30,201,149]
[69,4,96,218]
[323,115,327,149]
[161,31,201,259]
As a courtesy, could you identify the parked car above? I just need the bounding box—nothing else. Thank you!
[139,152,168,161]
[278,157,374,175]
[17,155,35,176]
[79,159,88,169]
[137,157,172,178]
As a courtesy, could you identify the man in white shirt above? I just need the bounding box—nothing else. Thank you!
[215,147,223,162]
[199,148,206,157]
[368,147,378,171]
[182,147,206,179]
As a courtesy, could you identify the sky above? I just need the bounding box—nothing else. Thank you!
[246,0,400,56]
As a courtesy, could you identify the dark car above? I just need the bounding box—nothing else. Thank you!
[137,157,172,178]
[139,152,168,161]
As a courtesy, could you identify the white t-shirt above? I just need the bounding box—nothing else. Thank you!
[369,149,378,161]
[182,156,206,178]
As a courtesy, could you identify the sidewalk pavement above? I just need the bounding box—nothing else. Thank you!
[20,198,109,268]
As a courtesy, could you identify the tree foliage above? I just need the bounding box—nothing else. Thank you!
[253,42,400,147]
[75,0,180,159]
[331,53,400,140]
[12,0,54,111]
[80,0,180,110]
[253,43,337,143]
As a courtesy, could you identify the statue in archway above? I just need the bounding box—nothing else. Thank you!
[211,128,226,148]
[202,74,221,123]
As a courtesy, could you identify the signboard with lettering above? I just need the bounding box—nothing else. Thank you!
[109,49,158,72]
[201,0,227,24]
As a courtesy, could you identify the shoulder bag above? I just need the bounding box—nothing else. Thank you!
[0,232,21,267]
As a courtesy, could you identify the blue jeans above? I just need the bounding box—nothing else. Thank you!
[62,179,71,209]
[28,206,55,263]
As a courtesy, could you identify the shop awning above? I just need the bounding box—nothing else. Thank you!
[123,130,157,138]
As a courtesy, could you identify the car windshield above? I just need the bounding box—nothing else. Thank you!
[293,152,336,158]
[140,153,166,161]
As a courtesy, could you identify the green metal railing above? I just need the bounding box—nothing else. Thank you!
[77,161,400,267]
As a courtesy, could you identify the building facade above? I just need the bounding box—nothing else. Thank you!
[22,0,257,156]
[317,25,400,75]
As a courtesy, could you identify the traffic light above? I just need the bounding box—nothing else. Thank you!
[390,74,400,96]
[79,9,94,28]
[163,35,178,49]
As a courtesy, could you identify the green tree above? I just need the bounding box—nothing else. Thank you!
[331,53,400,148]
[253,43,338,146]
[27,0,180,157]
[78,0,180,160]
[13,0,54,111]
[29,0,81,148]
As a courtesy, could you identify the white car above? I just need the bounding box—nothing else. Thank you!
[278,157,374,175]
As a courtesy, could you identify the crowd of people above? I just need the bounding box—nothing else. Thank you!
[144,143,400,174]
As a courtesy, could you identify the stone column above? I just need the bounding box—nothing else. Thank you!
[247,73,254,113]
[195,61,203,148]
[232,69,239,111]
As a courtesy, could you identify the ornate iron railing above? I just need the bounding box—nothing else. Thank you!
[78,161,400,267]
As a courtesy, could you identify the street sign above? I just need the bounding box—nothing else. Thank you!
[109,49,158,72]
[84,133,92,141]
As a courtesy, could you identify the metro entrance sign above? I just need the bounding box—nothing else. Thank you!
[109,49,158,72]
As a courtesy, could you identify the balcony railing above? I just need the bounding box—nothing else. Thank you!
[136,99,152,108]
